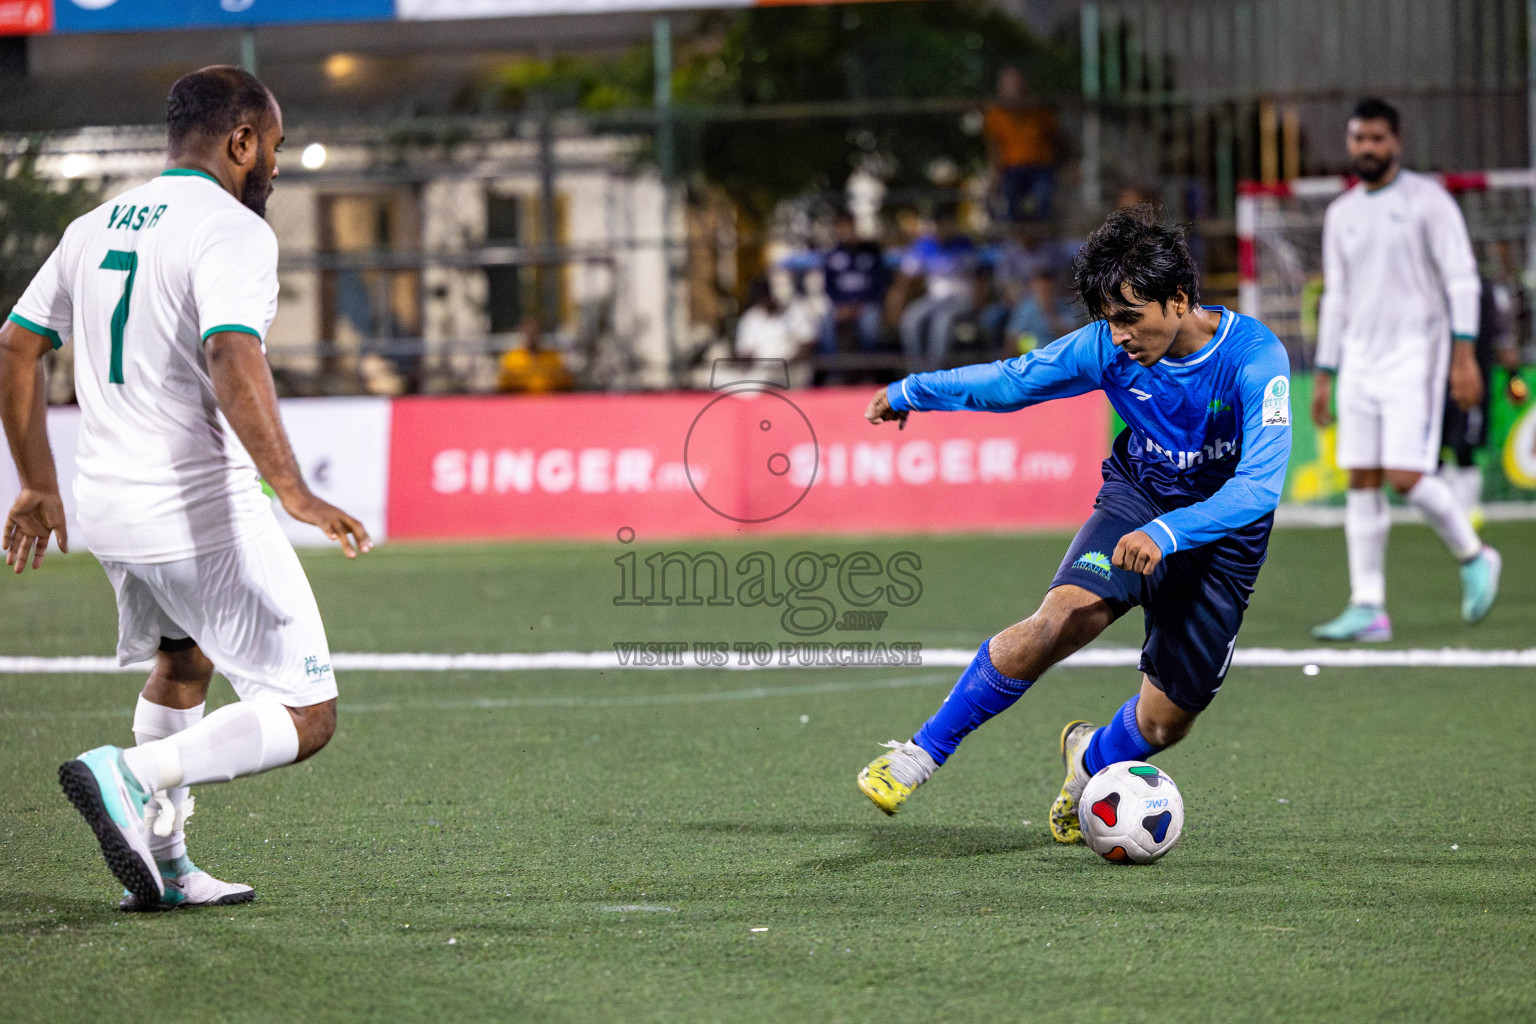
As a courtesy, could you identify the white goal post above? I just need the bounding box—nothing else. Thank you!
[1235,169,1536,364]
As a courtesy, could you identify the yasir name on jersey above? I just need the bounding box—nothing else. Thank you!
[1262,376,1291,426]
[107,204,169,231]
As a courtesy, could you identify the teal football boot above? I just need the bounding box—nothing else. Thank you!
[1311,604,1392,642]
[1460,547,1501,624]
[58,746,163,903]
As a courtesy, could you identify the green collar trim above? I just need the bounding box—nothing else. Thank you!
[1363,172,1401,196]
[160,168,221,186]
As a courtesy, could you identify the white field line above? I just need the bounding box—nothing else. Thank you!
[1273,500,1536,527]
[341,672,957,713]
[3,646,1536,675]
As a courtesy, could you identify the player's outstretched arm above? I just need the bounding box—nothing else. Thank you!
[205,330,372,558]
[878,323,1105,422]
[0,319,67,574]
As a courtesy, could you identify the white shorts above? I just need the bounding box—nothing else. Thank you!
[1335,353,1449,474]
[100,525,337,707]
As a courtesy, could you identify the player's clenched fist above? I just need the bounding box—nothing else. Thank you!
[864,387,909,427]
[1310,373,1335,428]
[1113,530,1163,576]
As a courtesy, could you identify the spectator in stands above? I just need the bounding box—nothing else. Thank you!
[736,277,815,385]
[1004,269,1083,355]
[1117,183,1162,210]
[984,67,1060,223]
[981,223,1077,352]
[817,210,890,375]
[497,317,573,393]
[888,205,979,371]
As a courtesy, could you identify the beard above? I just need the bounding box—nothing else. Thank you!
[1352,152,1392,184]
[240,149,273,218]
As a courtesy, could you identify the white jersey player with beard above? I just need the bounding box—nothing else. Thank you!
[16,169,285,565]
[0,67,370,910]
[1317,168,1480,472]
[1311,99,1500,643]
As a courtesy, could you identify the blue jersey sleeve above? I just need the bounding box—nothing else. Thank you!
[1142,342,1293,555]
[887,324,1105,413]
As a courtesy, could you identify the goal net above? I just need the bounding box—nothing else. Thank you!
[1236,170,1536,505]
[1237,169,1536,364]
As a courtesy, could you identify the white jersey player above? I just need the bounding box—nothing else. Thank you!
[0,67,370,910]
[1311,98,1500,642]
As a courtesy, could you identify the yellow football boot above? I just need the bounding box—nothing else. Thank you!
[1048,720,1098,843]
[857,740,938,816]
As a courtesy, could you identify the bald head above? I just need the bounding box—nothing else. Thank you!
[167,65,276,153]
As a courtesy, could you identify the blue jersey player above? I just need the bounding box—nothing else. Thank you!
[856,207,1293,844]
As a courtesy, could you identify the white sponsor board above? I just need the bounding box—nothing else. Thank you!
[0,406,83,552]
[271,397,392,547]
[0,397,391,554]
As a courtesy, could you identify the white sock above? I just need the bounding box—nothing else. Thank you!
[132,697,204,862]
[1457,465,1484,511]
[122,700,299,791]
[1344,488,1389,607]
[1407,475,1483,562]
[1436,462,1467,510]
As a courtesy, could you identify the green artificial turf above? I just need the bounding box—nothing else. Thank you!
[0,523,1533,1022]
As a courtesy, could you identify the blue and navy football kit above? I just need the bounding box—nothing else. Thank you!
[888,306,1292,714]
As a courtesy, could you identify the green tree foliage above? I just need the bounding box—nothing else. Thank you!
[482,2,1074,219]
[682,2,1074,218]
[0,146,98,317]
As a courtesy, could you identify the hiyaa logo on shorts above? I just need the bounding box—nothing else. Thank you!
[304,655,333,681]
[1263,376,1291,426]
[1071,551,1115,581]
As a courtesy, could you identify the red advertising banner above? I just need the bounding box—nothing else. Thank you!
[0,0,50,34]
[386,386,1108,542]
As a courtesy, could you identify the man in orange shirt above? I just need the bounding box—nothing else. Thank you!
[984,67,1059,224]
[497,317,573,394]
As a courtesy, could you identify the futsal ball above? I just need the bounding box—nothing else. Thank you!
[1079,761,1184,864]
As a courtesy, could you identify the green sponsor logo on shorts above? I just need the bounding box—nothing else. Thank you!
[1071,551,1114,581]
[304,655,333,680]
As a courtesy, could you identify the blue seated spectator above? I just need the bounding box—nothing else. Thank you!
[888,206,978,371]
[1004,270,1083,355]
[818,210,890,367]
[980,225,1081,352]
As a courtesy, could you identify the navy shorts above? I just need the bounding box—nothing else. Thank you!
[1050,487,1261,712]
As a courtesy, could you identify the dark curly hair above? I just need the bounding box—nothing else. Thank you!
[1349,96,1399,136]
[1071,204,1200,322]
[167,66,274,150]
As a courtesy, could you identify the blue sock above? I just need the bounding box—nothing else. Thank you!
[1082,695,1161,775]
[912,641,1033,764]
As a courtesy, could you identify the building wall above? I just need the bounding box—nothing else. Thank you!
[18,124,679,392]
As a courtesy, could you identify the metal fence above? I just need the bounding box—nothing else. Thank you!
[7,0,1534,399]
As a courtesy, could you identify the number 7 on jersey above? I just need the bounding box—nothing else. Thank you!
[100,249,137,385]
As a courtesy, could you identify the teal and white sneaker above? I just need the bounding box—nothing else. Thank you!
[120,856,255,912]
[1460,547,1501,624]
[58,746,163,903]
[1311,604,1392,642]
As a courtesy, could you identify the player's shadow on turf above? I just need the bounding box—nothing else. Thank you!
[682,821,1051,871]
[0,891,126,925]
